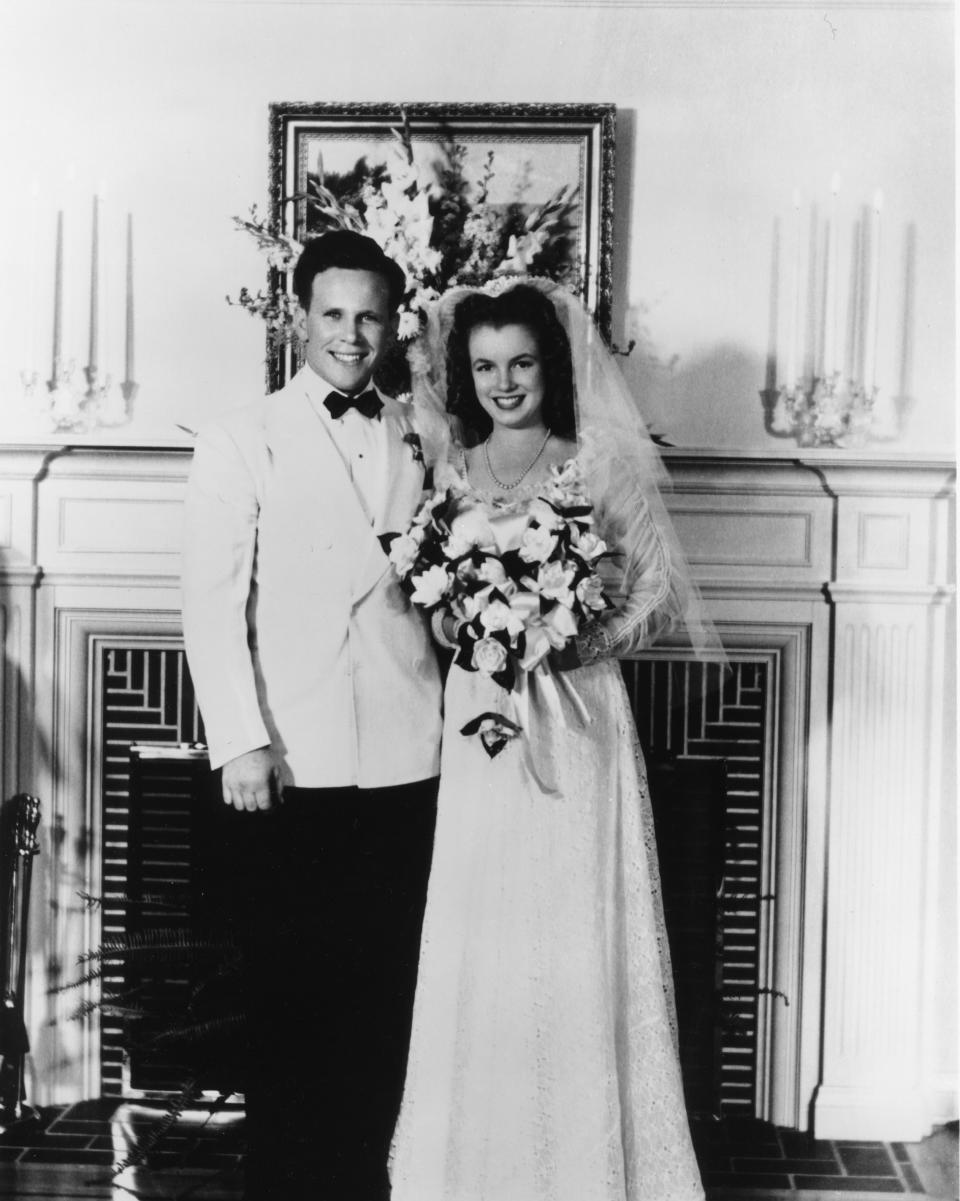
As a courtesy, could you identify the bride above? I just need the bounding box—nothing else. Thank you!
[389,281,717,1201]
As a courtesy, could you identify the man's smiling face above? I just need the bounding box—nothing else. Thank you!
[295,266,394,395]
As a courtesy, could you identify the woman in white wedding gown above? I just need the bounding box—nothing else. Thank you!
[390,283,714,1201]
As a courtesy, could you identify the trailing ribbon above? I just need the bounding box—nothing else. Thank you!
[501,664,592,798]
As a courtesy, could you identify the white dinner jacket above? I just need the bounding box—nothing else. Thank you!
[181,368,442,788]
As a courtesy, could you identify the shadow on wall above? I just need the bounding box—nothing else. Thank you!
[0,547,79,1106]
[671,344,770,449]
[621,341,773,450]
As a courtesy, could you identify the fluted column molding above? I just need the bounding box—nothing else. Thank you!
[812,459,954,1139]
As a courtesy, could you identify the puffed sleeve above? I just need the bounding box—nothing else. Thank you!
[576,474,681,665]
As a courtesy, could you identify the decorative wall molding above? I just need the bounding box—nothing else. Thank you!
[29,601,184,1105]
[0,442,954,1136]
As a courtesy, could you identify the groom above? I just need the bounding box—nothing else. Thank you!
[181,231,442,1201]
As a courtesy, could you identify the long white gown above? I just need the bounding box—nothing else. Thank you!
[390,467,705,1201]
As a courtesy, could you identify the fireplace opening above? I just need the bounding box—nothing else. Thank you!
[99,648,205,1098]
[624,658,771,1117]
[98,648,771,1115]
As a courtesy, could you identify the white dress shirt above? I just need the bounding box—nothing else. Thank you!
[305,368,388,524]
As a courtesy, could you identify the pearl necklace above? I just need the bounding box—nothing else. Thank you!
[483,429,552,491]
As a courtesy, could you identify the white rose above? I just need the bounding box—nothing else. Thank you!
[409,565,452,607]
[480,600,525,639]
[574,531,607,561]
[388,533,422,577]
[537,561,576,606]
[477,557,508,587]
[479,599,512,633]
[472,637,509,676]
[576,574,608,612]
[519,525,559,565]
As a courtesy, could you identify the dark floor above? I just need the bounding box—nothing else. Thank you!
[0,1098,244,1197]
[690,1113,931,1195]
[0,1101,952,1199]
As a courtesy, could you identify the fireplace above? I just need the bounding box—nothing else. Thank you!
[92,648,767,1116]
[0,443,953,1139]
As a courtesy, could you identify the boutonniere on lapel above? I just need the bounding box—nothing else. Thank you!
[402,432,425,465]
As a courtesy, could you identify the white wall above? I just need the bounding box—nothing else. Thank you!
[0,0,954,450]
[0,0,954,1122]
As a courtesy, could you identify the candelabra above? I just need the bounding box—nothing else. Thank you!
[760,374,904,448]
[19,198,136,435]
[19,360,133,434]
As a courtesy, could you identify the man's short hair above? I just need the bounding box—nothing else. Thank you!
[292,230,407,312]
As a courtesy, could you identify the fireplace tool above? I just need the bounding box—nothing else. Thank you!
[0,793,41,1131]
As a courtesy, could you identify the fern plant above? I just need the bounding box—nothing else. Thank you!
[57,890,247,1186]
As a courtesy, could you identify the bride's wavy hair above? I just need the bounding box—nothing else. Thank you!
[445,285,576,446]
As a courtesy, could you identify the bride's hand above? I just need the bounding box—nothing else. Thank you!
[549,640,582,673]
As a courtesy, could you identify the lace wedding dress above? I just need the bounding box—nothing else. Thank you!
[389,463,705,1201]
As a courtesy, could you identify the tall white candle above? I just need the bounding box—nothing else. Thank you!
[28,178,40,378]
[63,163,76,375]
[828,173,840,377]
[804,204,819,386]
[100,182,111,382]
[765,216,780,391]
[866,189,884,392]
[786,190,801,387]
[817,220,830,379]
[844,217,860,385]
[124,213,135,384]
[87,194,100,376]
[51,210,63,383]
[855,204,872,388]
[898,222,916,400]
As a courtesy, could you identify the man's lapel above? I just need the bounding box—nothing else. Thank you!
[354,398,427,606]
[264,374,383,587]
[374,399,426,535]
[266,374,427,607]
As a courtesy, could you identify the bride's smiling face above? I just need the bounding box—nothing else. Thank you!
[468,324,546,433]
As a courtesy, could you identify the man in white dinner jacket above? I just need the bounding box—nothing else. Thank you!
[181,231,442,1201]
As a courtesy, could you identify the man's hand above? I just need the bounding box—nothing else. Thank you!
[221,747,280,812]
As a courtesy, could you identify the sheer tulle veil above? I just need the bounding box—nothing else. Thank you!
[407,275,725,666]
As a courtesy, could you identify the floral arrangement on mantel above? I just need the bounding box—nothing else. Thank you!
[228,110,581,379]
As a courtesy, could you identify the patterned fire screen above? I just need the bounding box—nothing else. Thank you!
[98,648,770,1115]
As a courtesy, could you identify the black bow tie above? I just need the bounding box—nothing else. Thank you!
[323,389,383,421]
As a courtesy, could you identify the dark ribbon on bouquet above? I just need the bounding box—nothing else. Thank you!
[323,389,383,421]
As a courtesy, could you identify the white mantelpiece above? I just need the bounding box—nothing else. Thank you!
[0,442,954,1139]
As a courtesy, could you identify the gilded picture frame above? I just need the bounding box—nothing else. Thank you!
[267,101,616,391]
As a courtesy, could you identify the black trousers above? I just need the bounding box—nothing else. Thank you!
[204,776,438,1201]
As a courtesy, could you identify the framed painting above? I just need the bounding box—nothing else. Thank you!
[266,101,616,391]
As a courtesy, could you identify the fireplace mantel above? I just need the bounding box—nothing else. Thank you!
[0,441,954,1138]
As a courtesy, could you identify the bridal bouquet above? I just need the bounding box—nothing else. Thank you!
[386,461,614,755]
